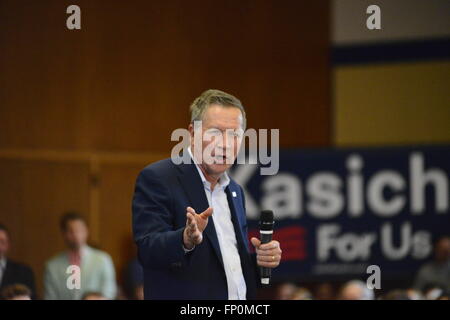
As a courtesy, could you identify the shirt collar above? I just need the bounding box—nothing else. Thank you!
[187,146,230,190]
[67,244,89,258]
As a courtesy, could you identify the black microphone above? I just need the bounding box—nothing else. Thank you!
[259,210,274,285]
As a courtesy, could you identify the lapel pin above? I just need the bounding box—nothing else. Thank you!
[232,191,237,198]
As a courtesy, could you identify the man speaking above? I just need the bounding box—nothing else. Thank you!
[132,89,282,299]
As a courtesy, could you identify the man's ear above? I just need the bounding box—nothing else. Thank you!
[188,123,194,138]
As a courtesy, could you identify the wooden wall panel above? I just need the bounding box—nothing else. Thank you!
[0,159,90,298]
[97,163,149,286]
[0,0,330,151]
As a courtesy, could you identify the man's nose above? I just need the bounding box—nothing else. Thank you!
[216,134,233,150]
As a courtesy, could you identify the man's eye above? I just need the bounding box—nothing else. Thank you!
[230,131,242,138]
[205,129,221,136]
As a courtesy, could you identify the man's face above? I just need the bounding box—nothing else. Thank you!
[190,104,243,177]
[0,230,10,258]
[63,220,88,250]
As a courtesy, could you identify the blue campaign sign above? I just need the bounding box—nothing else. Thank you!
[230,145,450,282]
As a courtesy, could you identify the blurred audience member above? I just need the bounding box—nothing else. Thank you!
[44,212,117,300]
[338,280,374,300]
[414,236,450,292]
[380,289,411,300]
[291,287,313,300]
[276,282,298,300]
[314,282,335,300]
[0,283,32,300]
[0,224,36,299]
[123,257,144,300]
[422,285,445,300]
[405,288,424,300]
[437,289,449,300]
[82,291,108,300]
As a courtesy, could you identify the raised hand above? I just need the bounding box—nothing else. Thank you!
[183,206,213,250]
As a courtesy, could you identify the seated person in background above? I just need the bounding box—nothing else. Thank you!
[291,287,313,300]
[338,280,374,300]
[314,282,336,300]
[380,289,411,300]
[82,291,107,300]
[437,289,449,300]
[414,236,450,293]
[0,283,32,300]
[123,257,144,300]
[422,284,446,300]
[0,224,36,299]
[405,288,424,300]
[275,282,298,300]
[44,212,117,300]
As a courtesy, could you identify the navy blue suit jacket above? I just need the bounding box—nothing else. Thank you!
[132,157,259,299]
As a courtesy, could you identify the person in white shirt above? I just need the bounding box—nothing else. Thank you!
[44,213,117,300]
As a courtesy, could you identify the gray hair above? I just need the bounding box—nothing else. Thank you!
[189,89,247,130]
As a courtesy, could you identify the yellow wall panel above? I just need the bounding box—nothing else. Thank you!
[334,61,450,146]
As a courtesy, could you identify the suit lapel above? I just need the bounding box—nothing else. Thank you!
[226,185,249,254]
[226,184,256,299]
[226,184,256,295]
[176,162,224,269]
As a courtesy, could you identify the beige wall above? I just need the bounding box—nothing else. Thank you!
[332,0,450,146]
[334,61,450,146]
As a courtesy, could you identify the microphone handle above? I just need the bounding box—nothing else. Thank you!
[260,231,273,284]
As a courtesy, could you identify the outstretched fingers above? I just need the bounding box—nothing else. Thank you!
[199,207,213,220]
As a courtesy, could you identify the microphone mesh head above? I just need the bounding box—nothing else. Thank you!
[260,210,273,223]
[260,210,274,231]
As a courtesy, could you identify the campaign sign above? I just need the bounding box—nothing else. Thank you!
[230,145,450,281]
